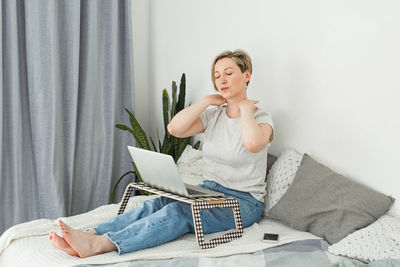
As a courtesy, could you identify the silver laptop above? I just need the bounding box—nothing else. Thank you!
[127,146,224,198]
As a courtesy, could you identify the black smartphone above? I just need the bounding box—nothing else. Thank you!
[263,233,279,243]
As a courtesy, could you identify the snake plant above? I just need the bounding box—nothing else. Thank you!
[109,73,200,203]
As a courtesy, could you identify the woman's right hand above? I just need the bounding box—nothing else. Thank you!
[168,94,226,138]
[204,94,227,106]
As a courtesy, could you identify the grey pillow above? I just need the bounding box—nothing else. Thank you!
[266,154,277,176]
[267,153,395,244]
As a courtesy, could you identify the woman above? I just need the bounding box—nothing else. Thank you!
[49,49,274,258]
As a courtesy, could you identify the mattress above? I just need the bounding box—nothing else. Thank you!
[0,195,385,267]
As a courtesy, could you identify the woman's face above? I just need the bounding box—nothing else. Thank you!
[214,58,250,99]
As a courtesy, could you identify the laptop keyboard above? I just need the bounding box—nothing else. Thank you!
[186,188,207,196]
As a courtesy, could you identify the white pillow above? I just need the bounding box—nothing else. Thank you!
[264,148,303,215]
[176,145,204,185]
[328,214,400,261]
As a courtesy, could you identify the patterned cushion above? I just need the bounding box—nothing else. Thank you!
[328,214,400,261]
[263,148,303,216]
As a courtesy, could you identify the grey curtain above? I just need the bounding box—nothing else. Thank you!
[0,0,135,235]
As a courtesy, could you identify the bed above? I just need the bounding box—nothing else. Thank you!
[1,147,399,267]
[0,196,367,267]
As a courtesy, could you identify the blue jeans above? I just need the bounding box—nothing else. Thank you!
[94,181,264,254]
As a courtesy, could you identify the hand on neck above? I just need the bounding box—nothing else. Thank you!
[226,96,247,118]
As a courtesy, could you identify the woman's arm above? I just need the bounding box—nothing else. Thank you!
[239,99,273,153]
[168,94,226,138]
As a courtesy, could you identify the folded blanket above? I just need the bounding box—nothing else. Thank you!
[0,195,320,267]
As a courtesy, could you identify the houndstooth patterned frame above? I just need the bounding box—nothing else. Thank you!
[117,184,136,215]
[192,199,243,249]
[117,182,244,249]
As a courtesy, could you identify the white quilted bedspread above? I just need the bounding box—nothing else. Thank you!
[0,195,320,267]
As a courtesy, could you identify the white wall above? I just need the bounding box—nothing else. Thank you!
[134,0,400,215]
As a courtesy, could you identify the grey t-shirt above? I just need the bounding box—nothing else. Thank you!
[199,105,274,202]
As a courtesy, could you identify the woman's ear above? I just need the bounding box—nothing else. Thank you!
[244,70,251,83]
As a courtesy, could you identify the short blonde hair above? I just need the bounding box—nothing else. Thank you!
[211,49,252,91]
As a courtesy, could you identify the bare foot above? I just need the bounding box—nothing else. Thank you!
[58,219,116,258]
[49,232,79,257]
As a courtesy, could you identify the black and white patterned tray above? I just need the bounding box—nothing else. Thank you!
[117,182,243,249]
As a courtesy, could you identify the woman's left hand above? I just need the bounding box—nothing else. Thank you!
[238,99,272,153]
[239,99,259,112]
